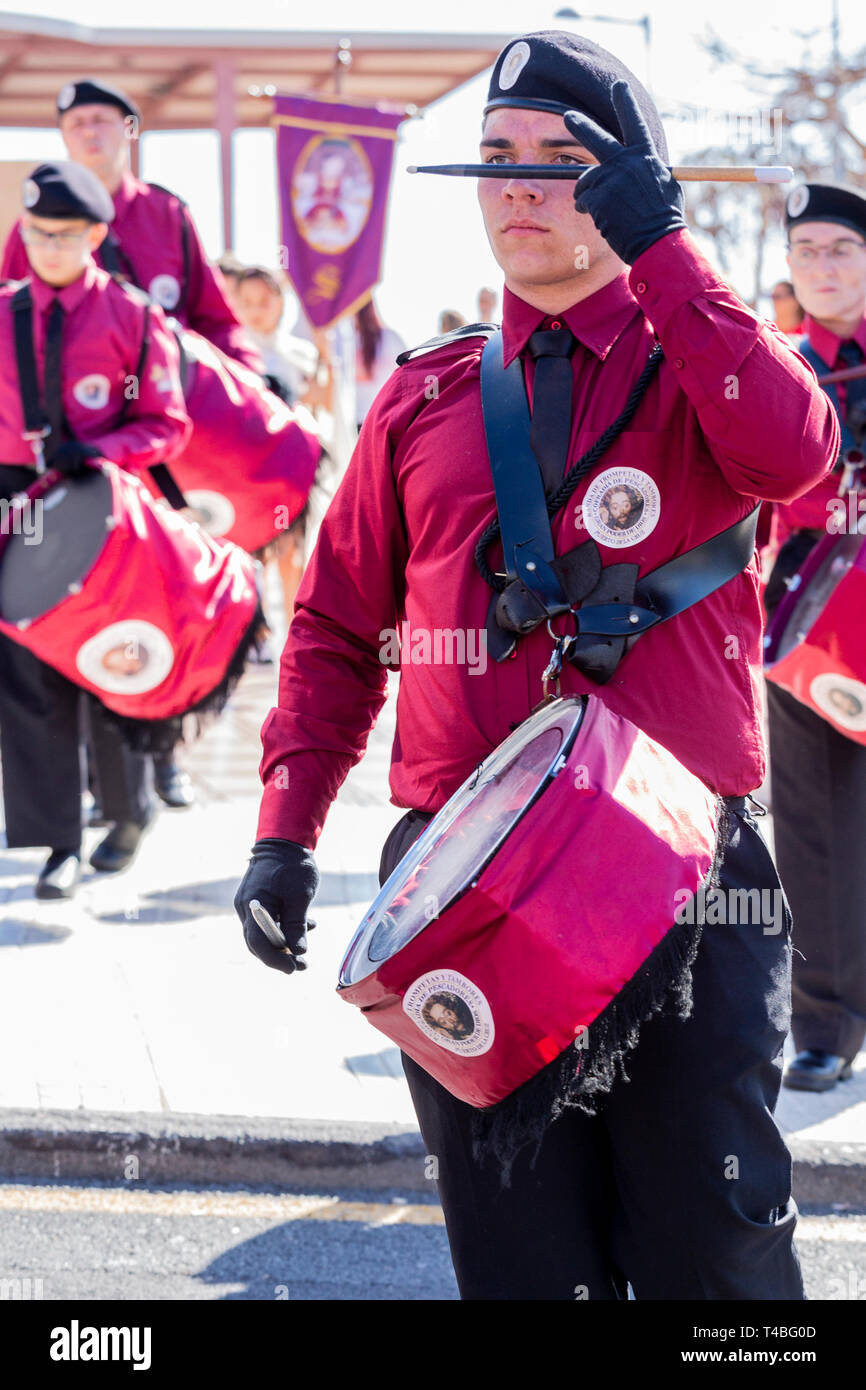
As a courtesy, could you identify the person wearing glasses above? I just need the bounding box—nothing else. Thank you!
[0,161,190,899]
[765,183,866,1094]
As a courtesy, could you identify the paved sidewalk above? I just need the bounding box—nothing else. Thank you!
[1,634,865,1197]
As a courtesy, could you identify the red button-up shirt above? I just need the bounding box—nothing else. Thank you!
[2,171,263,374]
[771,312,866,547]
[0,261,190,471]
[257,229,838,849]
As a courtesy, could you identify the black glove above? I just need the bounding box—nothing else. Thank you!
[564,80,686,265]
[50,440,102,478]
[263,373,293,404]
[234,838,319,976]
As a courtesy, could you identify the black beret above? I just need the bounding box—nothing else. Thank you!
[56,78,140,123]
[785,183,866,243]
[22,162,115,224]
[485,29,668,163]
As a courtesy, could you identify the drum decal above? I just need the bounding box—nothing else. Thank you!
[403,970,495,1057]
[72,374,111,410]
[182,490,237,539]
[809,673,866,732]
[580,467,660,549]
[76,619,175,695]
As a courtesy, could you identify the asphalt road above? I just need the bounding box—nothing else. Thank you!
[1,1180,865,1303]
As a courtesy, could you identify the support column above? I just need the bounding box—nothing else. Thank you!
[214,58,236,251]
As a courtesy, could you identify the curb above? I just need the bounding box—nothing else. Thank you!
[0,1110,864,1204]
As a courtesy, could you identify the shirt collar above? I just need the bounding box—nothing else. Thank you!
[804,312,866,367]
[109,168,140,217]
[501,273,640,368]
[29,259,100,315]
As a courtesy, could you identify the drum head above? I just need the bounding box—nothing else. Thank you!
[0,469,112,623]
[775,532,862,663]
[339,697,586,988]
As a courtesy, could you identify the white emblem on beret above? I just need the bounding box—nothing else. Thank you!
[148,273,180,310]
[22,178,40,209]
[498,40,531,91]
[72,374,111,411]
[182,489,237,539]
[76,619,175,695]
[57,83,76,111]
[787,185,810,219]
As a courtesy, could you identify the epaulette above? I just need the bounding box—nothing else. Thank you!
[144,181,187,207]
[396,321,499,365]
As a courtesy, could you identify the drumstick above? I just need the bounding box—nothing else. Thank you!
[817,362,866,387]
[406,164,793,184]
[249,898,291,952]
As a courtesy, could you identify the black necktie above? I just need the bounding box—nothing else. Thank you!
[43,296,67,461]
[837,339,866,445]
[527,325,576,494]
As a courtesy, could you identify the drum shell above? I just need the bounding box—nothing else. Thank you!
[765,532,866,744]
[339,699,718,1109]
[144,330,321,554]
[0,462,258,722]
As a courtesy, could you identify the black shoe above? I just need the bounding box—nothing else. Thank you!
[89,819,153,874]
[783,1049,854,1092]
[35,849,81,900]
[153,760,195,809]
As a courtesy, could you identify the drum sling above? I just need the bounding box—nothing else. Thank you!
[477,330,759,682]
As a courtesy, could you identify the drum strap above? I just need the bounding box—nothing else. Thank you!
[478,330,759,683]
[11,283,68,466]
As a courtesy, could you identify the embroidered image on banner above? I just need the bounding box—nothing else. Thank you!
[403,970,495,1057]
[580,466,661,548]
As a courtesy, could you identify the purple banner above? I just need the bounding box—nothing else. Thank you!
[274,95,405,329]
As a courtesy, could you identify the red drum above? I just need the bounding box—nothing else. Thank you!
[0,462,258,731]
[764,530,866,743]
[338,696,720,1126]
[144,328,322,554]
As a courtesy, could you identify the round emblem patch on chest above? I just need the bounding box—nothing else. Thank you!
[579,466,661,549]
[72,374,111,411]
[148,274,181,310]
[498,41,531,90]
[403,970,495,1057]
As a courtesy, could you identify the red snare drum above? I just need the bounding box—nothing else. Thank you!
[764,530,866,742]
[0,462,258,728]
[144,328,322,554]
[338,696,719,1112]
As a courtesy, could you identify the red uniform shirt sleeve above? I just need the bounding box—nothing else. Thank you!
[1,220,29,282]
[628,229,839,501]
[180,208,265,374]
[85,299,191,471]
[256,375,411,849]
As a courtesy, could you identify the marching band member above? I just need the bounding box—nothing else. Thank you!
[766,183,866,1092]
[1,78,262,377]
[235,30,837,1298]
[0,161,190,899]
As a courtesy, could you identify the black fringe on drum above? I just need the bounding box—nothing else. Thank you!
[97,605,264,755]
[470,799,733,1188]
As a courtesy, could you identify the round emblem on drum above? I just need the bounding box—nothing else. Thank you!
[183,489,237,538]
[498,40,531,90]
[786,185,810,219]
[403,970,495,1057]
[580,467,661,549]
[57,83,76,111]
[22,177,40,209]
[148,274,181,310]
[72,374,111,410]
[809,673,866,733]
[76,619,175,695]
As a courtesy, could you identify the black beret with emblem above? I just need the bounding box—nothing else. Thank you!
[22,161,115,224]
[485,29,668,163]
[56,78,140,123]
[785,183,866,242]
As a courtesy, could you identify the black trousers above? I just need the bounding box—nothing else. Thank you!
[765,530,866,1062]
[379,804,804,1301]
[0,465,154,850]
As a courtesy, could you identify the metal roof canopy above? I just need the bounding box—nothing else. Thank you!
[0,13,513,245]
